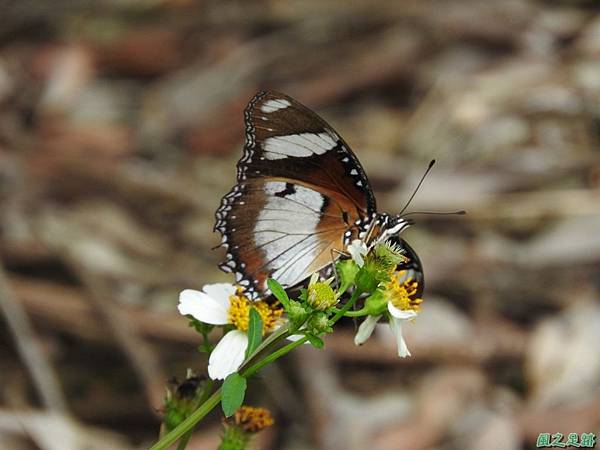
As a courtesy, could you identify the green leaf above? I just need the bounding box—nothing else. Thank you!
[245,308,263,358]
[221,373,247,417]
[267,278,290,309]
[306,333,324,349]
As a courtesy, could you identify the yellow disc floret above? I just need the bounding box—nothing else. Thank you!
[308,282,337,310]
[383,270,423,312]
[233,406,274,432]
[228,288,283,334]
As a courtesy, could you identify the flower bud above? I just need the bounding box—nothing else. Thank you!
[287,299,309,330]
[307,312,332,334]
[354,266,379,293]
[373,240,407,270]
[363,290,387,315]
[336,259,359,293]
[307,282,337,311]
[162,373,206,432]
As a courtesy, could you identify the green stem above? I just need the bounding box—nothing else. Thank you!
[241,336,308,377]
[175,378,215,450]
[329,289,363,324]
[243,289,363,376]
[238,323,290,371]
[172,330,216,450]
[149,389,222,450]
[331,307,368,317]
[201,330,212,353]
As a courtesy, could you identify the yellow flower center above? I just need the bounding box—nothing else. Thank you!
[228,289,283,334]
[233,406,274,432]
[308,282,337,310]
[384,270,423,312]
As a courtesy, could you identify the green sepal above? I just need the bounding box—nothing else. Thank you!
[188,318,214,335]
[219,425,250,450]
[287,299,309,332]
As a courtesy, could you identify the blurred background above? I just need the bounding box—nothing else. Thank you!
[1,0,600,449]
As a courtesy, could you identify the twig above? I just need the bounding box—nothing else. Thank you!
[0,261,68,413]
[9,274,197,343]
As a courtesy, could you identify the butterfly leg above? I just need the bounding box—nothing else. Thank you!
[328,248,349,288]
[363,219,378,249]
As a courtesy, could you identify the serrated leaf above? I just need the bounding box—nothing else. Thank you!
[267,278,290,310]
[245,308,263,358]
[306,334,324,349]
[221,373,247,417]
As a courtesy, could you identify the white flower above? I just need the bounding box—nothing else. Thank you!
[347,239,368,267]
[354,314,382,345]
[178,283,283,380]
[178,283,247,380]
[387,303,418,357]
[354,309,417,357]
[178,283,234,325]
[207,329,248,380]
[353,270,421,358]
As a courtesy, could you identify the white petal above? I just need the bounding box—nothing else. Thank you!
[388,302,418,320]
[202,283,236,307]
[347,239,367,267]
[208,330,248,380]
[390,317,411,357]
[178,289,228,325]
[354,314,382,345]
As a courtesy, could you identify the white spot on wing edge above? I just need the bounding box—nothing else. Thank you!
[260,99,291,113]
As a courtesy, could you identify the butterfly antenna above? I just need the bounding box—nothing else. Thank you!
[401,210,466,218]
[398,159,435,216]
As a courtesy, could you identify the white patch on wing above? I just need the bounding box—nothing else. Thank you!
[260,99,291,113]
[254,182,326,286]
[263,132,338,160]
[271,240,320,285]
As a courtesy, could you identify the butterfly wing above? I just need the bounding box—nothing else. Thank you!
[215,91,376,296]
[394,237,424,300]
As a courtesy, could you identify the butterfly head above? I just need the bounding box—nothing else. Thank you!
[358,212,412,245]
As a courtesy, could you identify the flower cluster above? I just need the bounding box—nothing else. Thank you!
[177,237,423,383]
[344,239,422,357]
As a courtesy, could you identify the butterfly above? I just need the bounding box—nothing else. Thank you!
[214,91,423,299]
